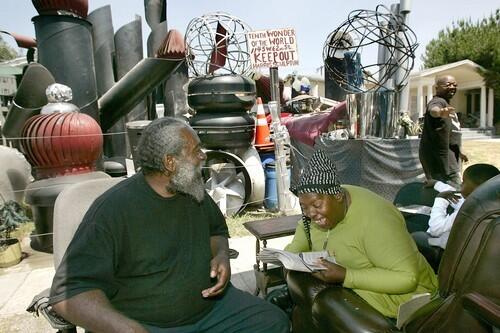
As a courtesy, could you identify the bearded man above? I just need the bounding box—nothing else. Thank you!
[49,117,289,333]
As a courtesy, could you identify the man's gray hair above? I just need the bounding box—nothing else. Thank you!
[136,117,190,174]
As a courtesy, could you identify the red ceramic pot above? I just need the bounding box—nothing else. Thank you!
[21,111,102,179]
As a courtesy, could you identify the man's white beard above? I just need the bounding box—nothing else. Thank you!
[168,158,206,203]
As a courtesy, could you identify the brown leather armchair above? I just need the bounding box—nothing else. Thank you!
[287,175,500,332]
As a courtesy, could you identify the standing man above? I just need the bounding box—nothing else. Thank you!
[49,117,289,333]
[419,75,464,187]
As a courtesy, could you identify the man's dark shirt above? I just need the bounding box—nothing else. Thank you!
[419,96,458,182]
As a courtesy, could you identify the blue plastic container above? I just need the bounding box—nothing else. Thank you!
[264,162,290,210]
[264,163,278,210]
[260,152,275,168]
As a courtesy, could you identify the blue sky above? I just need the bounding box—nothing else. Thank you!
[1,0,498,75]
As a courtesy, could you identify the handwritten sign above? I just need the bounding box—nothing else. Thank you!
[247,28,299,69]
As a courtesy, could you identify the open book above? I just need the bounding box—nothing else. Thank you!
[397,204,432,216]
[257,248,336,273]
[396,292,432,329]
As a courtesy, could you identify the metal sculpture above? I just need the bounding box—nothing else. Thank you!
[87,6,115,97]
[185,12,252,77]
[323,5,417,93]
[183,12,264,215]
[115,16,147,123]
[33,14,99,121]
[2,63,55,146]
[87,6,127,160]
[21,84,103,179]
[32,0,89,18]
[145,0,168,119]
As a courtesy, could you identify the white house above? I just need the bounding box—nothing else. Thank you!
[0,57,25,105]
[408,59,494,129]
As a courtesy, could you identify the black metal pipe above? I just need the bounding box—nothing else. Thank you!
[146,21,169,118]
[163,62,189,118]
[32,15,99,121]
[87,5,116,96]
[88,6,128,159]
[115,17,147,123]
[147,21,168,58]
[98,57,184,131]
[144,0,167,29]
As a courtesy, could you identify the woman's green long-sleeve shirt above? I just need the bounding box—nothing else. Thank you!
[285,185,438,318]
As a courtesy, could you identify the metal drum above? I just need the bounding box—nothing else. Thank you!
[126,120,152,170]
[346,90,398,139]
[189,112,255,149]
[187,75,256,113]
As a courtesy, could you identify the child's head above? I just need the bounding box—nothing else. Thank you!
[461,164,500,198]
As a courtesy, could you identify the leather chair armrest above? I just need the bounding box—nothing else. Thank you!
[312,286,397,333]
[286,271,332,333]
[463,292,500,328]
[286,270,330,309]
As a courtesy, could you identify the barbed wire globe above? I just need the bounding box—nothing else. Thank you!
[185,12,252,77]
[323,5,417,93]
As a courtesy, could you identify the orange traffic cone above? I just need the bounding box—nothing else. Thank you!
[254,97,274,152]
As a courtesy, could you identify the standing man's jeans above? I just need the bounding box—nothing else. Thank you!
[142,284,290,333]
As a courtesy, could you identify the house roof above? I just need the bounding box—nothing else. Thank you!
[410,59,484,83]
[0,66,22,76]
[0,57,27,77]
[0,56,27,67]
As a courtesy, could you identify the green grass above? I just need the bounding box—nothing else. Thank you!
[226,209,281,238]
[462,140,500,171]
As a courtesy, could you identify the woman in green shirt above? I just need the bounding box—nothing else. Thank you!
[286,150,438,318]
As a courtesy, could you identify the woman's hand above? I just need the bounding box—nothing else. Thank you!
[311,258,346,284]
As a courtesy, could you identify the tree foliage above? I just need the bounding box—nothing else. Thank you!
[0,35,18,62]
[422,9,500,98]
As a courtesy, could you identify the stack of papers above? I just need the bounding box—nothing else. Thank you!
[257,248,336,272]
[396,293,432,329]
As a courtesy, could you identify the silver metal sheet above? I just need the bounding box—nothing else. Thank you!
[346,91,399,139]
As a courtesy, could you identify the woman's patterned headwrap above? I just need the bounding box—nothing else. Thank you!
[291,150,343,249]
[291,149,342,196]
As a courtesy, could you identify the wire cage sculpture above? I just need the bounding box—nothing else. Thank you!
[323,5,418,93]
[185,12,252,77]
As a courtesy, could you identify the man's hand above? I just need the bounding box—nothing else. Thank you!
[203,235,231,298]
[460,152,469,163]
[437,190,461,204]
[311,258,346,284]
[440,106,455,118]
[202,253,230,298]
[430,106,455,118]
[423,179,437,188]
